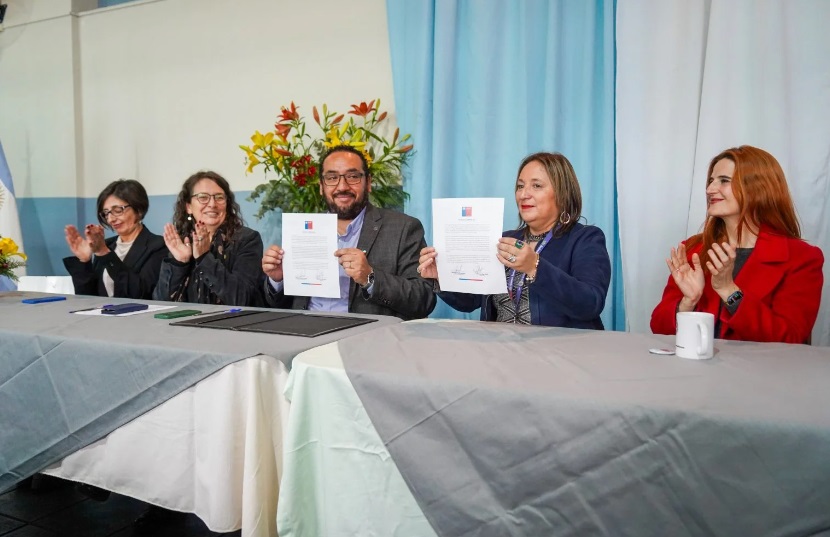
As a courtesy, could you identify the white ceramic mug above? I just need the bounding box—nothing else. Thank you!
[675,312,714,360]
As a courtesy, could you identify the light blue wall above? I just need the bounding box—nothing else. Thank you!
[98,0,139,7]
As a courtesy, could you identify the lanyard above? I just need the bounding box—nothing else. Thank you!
[507,227,555,312]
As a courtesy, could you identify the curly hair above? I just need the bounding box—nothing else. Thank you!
[172,170,244,241]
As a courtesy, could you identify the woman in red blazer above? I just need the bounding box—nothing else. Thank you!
[651,145,824,343]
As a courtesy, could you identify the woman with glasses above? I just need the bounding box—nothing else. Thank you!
[417,152,611,328]
[63,179,167,298]
[153,170,264,306]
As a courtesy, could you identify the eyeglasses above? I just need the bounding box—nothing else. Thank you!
[322,172,365,186]
[100,204,131,219]
[191,193,227,204]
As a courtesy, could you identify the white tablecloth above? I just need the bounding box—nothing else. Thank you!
[276,343,436,537]
[45,354,289,537]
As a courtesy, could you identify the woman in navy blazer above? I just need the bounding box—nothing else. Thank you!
[63,179,167,299]
[418,152,611,329]
[652,145,824,343]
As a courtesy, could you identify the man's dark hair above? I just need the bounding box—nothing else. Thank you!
[319,145,370,178]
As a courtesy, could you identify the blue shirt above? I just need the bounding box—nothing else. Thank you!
[269,207,370,312]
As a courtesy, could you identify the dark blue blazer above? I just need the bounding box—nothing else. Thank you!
[438,223,611,329]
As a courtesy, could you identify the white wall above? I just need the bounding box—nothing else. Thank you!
[0,0,80,198]
[1,0,396,198]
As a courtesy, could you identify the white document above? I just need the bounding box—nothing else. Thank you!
[432,198,507,295]
[282,213,340,298]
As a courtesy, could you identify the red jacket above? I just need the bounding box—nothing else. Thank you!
[651,229,824,343]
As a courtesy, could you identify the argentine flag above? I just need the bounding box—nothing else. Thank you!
[0,140,25,291]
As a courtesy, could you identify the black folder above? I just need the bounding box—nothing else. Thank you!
[170,310,376,337]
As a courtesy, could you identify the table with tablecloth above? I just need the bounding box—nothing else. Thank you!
[278,320,830,537]
[0,291,399,537]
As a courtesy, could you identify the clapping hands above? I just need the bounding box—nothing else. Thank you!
[666,243,705,311]
[65,224,109,262]
[163,221,214,263]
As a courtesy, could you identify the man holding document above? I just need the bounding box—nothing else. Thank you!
[262,145,435,320]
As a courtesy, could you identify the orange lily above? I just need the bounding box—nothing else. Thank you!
[275,124,292,139]
[278,101,299,122]
[348,100,376,117]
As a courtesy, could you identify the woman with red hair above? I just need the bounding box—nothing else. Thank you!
[651,145,824,343]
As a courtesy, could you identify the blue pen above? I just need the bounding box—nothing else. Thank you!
[228,308,242,313]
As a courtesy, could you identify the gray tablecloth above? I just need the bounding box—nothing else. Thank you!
[341,321,830,537]
[0,292,399,491]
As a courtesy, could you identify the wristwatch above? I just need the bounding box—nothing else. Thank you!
[725,289,743,307]
[361,270,375,289]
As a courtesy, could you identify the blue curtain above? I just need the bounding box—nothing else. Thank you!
[386,0,624,329]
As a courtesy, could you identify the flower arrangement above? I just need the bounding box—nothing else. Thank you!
[0,236,26,282]
[0,188,27,282]
[241,99,413,218]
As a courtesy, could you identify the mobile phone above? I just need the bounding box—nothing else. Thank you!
[154,309,202,319]
[101,303,149,315]
[22,296,67,304]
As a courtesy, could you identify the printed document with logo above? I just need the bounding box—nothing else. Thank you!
[433,198,507,294]
[282,213,340,298]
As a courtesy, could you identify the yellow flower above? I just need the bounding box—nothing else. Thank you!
[250,130,274,150]
[323,125,366,150]
[324,126,343,148]
[245,154,261,174]
[241,98,414,219]
[0,237,26,260]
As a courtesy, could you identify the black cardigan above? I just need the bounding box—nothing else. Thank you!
[63,225,168,299]
[152,226,264,307]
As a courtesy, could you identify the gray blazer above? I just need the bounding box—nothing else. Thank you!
[265,204,436,320]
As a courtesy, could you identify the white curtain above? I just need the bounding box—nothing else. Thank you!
[617,0,830,345]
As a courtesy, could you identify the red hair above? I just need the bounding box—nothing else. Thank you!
[686,145,801,270]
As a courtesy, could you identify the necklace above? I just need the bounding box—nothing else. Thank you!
[526,229,549,242]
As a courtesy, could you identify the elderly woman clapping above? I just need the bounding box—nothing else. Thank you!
[63,179,167,298]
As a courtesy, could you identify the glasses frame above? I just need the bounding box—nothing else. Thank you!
[321,172,366,187]
[190,192,227,205]
[100,204,132,219]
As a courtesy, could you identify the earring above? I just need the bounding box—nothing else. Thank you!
[559,212,571,225]
[187,214,193,222]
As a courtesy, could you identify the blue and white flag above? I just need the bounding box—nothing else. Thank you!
[0,140,25,290]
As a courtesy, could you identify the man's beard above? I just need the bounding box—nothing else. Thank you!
[326,190,369,220]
